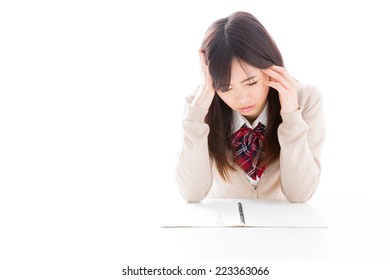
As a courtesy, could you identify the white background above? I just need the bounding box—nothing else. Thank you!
[1,0,390,279]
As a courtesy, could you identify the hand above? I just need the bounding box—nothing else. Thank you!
[191,50,216,110]
[263,65,299,114]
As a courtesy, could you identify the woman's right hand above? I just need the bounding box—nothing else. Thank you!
[191,49,216,110]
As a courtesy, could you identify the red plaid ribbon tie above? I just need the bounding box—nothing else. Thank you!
[229,122,267,180]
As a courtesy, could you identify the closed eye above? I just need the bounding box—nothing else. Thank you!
[247,81,258,86]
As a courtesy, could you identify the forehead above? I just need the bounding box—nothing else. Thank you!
[230,58,263,81]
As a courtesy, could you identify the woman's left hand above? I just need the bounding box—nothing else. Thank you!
[263,65,299,114]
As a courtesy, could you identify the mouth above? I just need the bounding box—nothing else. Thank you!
[239,105,255,113]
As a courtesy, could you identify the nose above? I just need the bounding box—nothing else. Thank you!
[236,89,249,107]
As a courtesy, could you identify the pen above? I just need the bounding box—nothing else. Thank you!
[238,202,245,225]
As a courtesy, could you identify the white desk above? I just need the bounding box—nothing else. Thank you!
[131,198,390,261]
[155,226,327,260]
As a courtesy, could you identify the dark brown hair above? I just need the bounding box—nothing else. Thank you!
[201,11,284,180]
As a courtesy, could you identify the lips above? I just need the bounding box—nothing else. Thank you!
[239,105,255,113]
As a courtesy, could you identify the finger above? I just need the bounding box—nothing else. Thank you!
[198,51,208,76]
[198,50,213,85]
[198,49,207,67]
[264,80,286,93]
[262,68,290,89]
[266,65,295,83]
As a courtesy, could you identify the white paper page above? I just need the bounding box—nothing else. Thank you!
[239,199,327,228]
[160,200,238,228]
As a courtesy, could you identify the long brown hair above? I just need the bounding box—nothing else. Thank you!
[202,11,284,180]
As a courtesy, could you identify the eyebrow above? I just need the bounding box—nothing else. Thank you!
[241,75,257,83]
[226,75,258,88]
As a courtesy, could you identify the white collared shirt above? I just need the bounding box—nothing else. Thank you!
[231,104,268,187]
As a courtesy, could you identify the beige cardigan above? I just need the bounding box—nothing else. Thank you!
[175,84,325,203]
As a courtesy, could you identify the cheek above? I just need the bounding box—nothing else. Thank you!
[254,84,269,100]
[216,93,235,109]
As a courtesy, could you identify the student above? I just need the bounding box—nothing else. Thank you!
[176,11,325,203]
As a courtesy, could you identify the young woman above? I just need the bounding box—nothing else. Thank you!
[176,11,325,203]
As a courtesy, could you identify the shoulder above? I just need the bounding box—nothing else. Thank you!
[297,82,321,100]
[296,82,322,113]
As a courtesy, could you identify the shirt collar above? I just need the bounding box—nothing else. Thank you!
[231,103,268,134]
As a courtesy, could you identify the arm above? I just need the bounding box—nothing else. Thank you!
[175,50,216,202]
[277,86,325,202]
[264,66,325,202]
[175,99,213,202]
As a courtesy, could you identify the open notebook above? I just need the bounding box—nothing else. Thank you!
[160,199,327,228]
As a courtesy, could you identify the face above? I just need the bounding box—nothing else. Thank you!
[216,58,269,123]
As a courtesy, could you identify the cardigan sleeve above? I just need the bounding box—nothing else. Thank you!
[175,95,213,202]
[277,85,325,202]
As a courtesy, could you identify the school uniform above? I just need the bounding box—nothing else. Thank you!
[175,83,325,202]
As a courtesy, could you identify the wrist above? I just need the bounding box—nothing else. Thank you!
[191,87,215,110]
[280,106,299,114]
